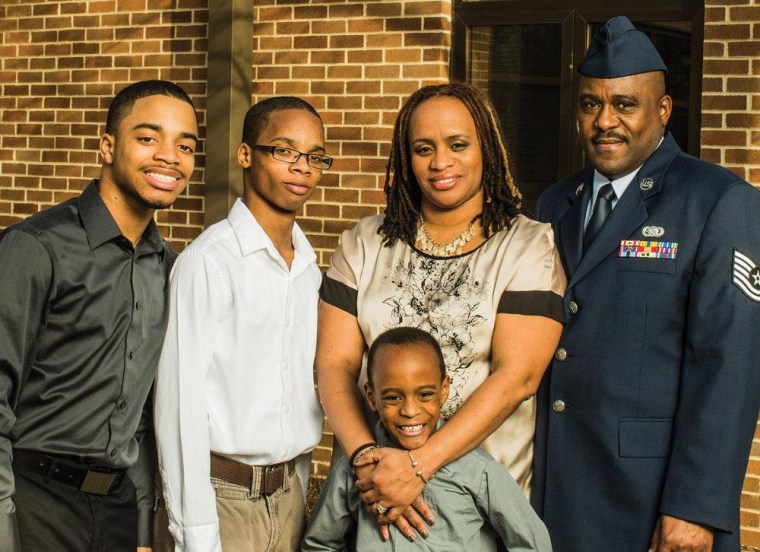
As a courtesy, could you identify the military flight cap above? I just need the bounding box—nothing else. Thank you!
[578,15,667,78]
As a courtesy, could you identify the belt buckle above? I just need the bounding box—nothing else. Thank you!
[80,470,118,495]
[261,464,284,497]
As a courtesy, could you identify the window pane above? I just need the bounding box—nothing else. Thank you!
[469,24,563,212]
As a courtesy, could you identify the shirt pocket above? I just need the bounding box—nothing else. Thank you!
[619,417,673,458]
[617,257,677,274]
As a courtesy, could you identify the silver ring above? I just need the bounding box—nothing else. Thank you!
[375,502,388,515]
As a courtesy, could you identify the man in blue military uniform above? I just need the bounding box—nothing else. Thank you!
[532,16,760,551]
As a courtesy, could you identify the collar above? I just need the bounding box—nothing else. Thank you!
[78,180,164,257]
[227,198,317,265]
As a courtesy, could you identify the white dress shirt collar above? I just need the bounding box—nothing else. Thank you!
[227,198,316,268]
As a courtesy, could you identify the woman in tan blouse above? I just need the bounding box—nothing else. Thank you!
[316,82,566,539]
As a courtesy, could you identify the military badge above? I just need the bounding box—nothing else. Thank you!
[732,249,760,302]
[642,226,664,238]
[576,183,584,196]
[639,178,654,190]
[618,240,678,259]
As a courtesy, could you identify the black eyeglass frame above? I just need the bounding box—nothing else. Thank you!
[250,144,333,170]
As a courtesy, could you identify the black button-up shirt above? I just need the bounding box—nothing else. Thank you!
[0,181,175,546]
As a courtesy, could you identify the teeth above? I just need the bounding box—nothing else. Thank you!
[146,172,177,182]
[400,424,424,432]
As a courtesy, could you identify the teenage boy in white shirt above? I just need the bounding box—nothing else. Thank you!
[155,96,331,552]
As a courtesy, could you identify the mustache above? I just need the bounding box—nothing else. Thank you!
[592,131,628,144]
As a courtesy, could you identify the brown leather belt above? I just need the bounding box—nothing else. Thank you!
[210,453,295,497]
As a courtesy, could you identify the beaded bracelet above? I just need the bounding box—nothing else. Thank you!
[407,450,435,484]
[353,445,380,465]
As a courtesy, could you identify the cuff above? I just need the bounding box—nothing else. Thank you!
[170,519,222,552]
[137,506,153,548]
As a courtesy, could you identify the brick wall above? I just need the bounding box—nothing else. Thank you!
[0,0,208,251]
[701,0,760,548]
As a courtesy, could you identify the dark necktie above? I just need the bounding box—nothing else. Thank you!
[583,183,616,252]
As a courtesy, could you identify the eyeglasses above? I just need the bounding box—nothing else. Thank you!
[250,145,333,170]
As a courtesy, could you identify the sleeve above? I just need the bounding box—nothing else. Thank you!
[497,223,566,323]
[154,250,223,552]
[320,221,367,317]
[477,459,553,552]
[658,182,760,532]
[300,458,355,551]
[0,230,53,552]
[126,396,157,547]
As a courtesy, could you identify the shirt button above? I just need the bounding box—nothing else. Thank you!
[555,348,567,361]
[128,351,134,360]
[135,302,140,311]
[119,401,126,410]
[568,301,578,314]
[110,449,117,457]
[552,400,566,413]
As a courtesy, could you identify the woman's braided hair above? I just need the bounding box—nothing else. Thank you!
[378,82,522,246]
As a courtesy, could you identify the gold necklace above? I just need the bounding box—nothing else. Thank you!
[415,220,476,257]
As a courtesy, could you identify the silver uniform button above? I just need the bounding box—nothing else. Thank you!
[568,301,578,314]
[555,348,567,361]
[552,400,566,413]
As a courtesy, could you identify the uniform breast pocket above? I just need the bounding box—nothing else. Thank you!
[617,257,677,274]
[619,418,673,458]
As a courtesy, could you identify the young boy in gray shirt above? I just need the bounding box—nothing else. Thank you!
[303,327,551,551]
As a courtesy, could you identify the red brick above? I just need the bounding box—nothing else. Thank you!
[327,65,362,79]
[294,35,327,49]
[699,147,723,164]
[702,95,747,111]
[274,81,309,95]
[366,65,402,79]
[387,48,422,63]
[347,18,383,33]
[705,6,726,21]
[367,2,402,17]
[704,23,750,39]
[728,41,760,56]
[703,59,749,74]
[729,6,760,21]
[728,77,760,92]
[726,113,760,127]
[367,34,403,48]
[294,6,328,19]
[702,129,747,146]
[726,148,760,164]
[329,34,364,49]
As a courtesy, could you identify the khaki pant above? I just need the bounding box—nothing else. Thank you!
[213,468,305,552]
[153,469,305,552]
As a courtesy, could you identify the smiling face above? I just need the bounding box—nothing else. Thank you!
[239,108,325,217]
[365,342,450,450]
[99,94,198,215]
[577,71,671,180]
[408,96,484,218]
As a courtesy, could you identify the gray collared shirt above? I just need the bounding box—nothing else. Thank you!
[0,180,175,547]
[302,422,552,551]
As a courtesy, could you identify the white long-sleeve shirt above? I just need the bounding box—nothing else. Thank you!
[155,199,324,552]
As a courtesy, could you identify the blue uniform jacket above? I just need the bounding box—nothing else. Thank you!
[532,133,760,551]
